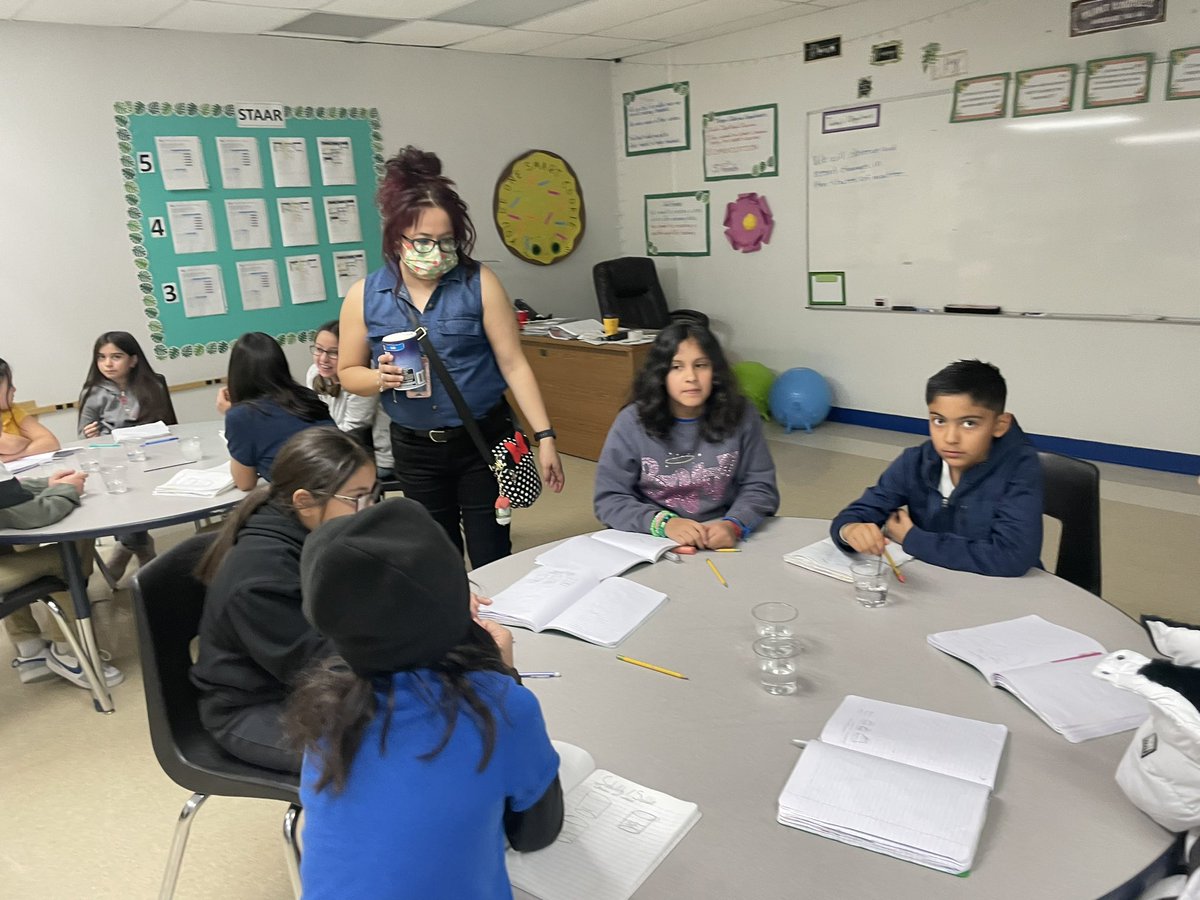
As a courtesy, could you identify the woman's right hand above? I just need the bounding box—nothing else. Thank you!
[376,352,406,391]
[215,386,231,414]
[665,516,708,549]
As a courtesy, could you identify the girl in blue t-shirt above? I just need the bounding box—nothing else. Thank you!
[217,332,334,490]
[286,498,563,899]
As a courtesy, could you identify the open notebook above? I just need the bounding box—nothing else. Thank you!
[783,537,913,582]
[534,531,678,580]
[778,696,1006,875]
[508,742,701,900]
[152,463,237,498]
[927,615,1149,742]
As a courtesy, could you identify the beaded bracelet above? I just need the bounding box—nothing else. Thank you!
[650,510,678,538]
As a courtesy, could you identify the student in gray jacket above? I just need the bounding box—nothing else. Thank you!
[594,323,780,549]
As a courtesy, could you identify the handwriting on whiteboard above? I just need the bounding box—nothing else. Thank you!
[811,144,906,188]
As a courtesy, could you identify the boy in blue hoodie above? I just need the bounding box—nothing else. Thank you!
[831,359,1042,577]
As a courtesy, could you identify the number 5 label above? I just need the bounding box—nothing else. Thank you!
[137,152,155,174]
[161,283,179,303]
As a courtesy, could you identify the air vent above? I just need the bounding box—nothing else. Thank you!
[272,13,401,40]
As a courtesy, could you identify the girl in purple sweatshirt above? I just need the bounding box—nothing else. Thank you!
[593,323,779,549]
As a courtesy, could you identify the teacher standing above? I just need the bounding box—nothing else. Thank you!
[339,146,564,567]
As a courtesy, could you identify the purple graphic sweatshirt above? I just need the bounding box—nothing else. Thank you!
[594,404,780,535]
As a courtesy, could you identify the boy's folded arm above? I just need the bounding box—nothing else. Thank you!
[0,481,82,530]
[830,454,912,550]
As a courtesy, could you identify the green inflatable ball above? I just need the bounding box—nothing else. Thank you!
[732,361,776,421]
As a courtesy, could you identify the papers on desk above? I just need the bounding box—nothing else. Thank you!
[777,696,1006,875]
[927,615,1149,742]
[507,742,701,900]
[6,451,60,475]
[111,421,172,441]
[520,317,567,336]
[783,537,913,582]
[152,463,237,498]
[549,318,605,340]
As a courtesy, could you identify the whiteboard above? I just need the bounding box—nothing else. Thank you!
[806,88,1200,319]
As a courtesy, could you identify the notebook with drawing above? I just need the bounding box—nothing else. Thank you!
[783,537,913,582]
[534,531,678,580]
[481,568,667,648]
[927,615,1149,742]
[777,696,1007,875]
[507,742,701,900]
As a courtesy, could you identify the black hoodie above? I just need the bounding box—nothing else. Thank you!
[191,502,332,733]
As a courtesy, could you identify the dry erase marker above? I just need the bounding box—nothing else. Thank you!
[706,558,728,588]
[616,655,688,680]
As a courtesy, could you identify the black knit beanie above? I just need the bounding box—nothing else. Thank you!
[300,497,472,675]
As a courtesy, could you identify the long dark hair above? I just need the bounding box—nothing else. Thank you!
[631,322,745,442]
[286,624,514,794]
[310,319,341,399]
[376,146,477,273]
[77,331,173,429]
[195,427,371,584]
[227,332,329,421]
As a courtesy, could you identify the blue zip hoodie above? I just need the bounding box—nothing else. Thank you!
[830,419,1043,577]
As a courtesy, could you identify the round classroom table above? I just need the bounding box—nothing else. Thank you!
[0,421,246,711]
[470,517,1176,900]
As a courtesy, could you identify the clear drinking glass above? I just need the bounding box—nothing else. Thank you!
[752,601,798,637]
[849,559,889,608]
[181,436,203,460]
[101,464,129,494]
[753,636,800,695]
[123,442,146,462]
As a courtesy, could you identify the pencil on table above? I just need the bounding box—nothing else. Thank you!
[706,558,728,588]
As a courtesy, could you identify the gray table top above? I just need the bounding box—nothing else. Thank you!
[0,421,247,544]
[470,517,1172,900]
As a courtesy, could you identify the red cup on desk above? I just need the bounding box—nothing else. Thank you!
[516,309,530,329]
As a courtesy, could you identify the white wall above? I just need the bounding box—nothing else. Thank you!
[0,20,620,435]
[609,0,1199,456]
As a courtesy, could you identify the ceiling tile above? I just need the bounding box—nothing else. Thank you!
[152,1,306,33]
[449,27,572,54]
[317,0,471,16]
[431,0,585,27]
[0,0,29,16]
[657,4,821,45]
[531,33,668,59]
[14,0,179,26]
[191,0,325,7]
[598,0,791,40]
[367,18,497,45]
[520,0,695,35]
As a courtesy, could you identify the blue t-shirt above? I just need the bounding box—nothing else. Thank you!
[299,669,560,900]
[224,399,334,480]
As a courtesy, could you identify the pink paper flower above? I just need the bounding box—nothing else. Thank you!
[723,192,774,253]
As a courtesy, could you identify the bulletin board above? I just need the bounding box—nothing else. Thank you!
[115,101,385,360]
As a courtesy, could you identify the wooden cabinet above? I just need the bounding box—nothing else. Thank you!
[518,335,651,461]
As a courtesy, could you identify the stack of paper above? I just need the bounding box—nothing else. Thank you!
[152,463,237,498]
[777,696,1006,874]
[507,742,701,900]
[112,421,172,441]
[480,531,675,647]
[927,615,1149,742]
[548,318,605,341]
[783,537,913,582]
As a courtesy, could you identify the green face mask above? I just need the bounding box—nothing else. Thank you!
[401,246,458,280]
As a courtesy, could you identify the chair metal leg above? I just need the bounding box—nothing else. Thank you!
[57,540,113,711]
[93,547,119,591]
[282,802,303,899]
[40,598,110,715]
[160,793,208,900]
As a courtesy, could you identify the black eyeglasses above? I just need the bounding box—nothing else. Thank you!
[331,482,382,512]
[401,235,458,255]
[310,344,339,360]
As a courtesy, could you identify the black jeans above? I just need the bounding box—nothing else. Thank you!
[212,702,302,774]
[389,408,513,568]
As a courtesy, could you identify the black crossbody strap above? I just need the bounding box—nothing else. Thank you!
[397,299,495,468]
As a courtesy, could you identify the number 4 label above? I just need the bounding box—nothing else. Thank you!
[161,283,179,303]
[137,152,155,173]
[148,216,166,238]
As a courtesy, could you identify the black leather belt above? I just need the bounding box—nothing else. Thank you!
[390,402,509,444]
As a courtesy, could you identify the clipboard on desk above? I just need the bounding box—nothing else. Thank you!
[141,438,201,473]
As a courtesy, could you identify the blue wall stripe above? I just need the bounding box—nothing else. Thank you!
[825,407,1200,475]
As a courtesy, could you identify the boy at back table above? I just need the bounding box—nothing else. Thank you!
[831,359,1043,577]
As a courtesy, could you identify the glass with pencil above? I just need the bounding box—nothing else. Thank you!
[849,558,890,608]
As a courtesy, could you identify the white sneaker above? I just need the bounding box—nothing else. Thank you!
[45,644,125,689]
[11,643,56,684]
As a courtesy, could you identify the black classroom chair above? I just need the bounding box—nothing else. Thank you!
[1038,449,1102,597]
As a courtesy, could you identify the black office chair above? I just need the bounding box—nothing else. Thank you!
[1038,450,1102,597]
[154,373,179,426]
[131,534,302,900]
[0,573,106,708]
[592,257,708,330]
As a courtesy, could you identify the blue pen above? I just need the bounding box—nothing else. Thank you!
[141,436,180,447]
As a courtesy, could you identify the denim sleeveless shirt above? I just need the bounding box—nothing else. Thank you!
[362,263,507,429]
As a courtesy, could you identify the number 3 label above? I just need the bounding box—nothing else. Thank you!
[162,283,179,303]
[137,152,155,174]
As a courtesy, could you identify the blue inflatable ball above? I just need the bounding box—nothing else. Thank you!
[768,368,833,433]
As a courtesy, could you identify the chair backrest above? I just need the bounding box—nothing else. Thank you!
[154,373,179,426]
[593,257,671,329]
[1038,450,1102,596]
[131,533,217,783]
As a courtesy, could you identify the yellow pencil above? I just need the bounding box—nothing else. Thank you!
[882,548,907,583]
[706,558,729,588]
[714,548,742,552]
[616,655,689,680]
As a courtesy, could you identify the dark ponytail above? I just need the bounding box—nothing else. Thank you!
[195,427,371,584]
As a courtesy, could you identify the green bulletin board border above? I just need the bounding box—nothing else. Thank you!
[1166,46,1200,100]
[644,191,711,257]
[623,83,691,157]
[702,103,779,181]
[115,101,384,361]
